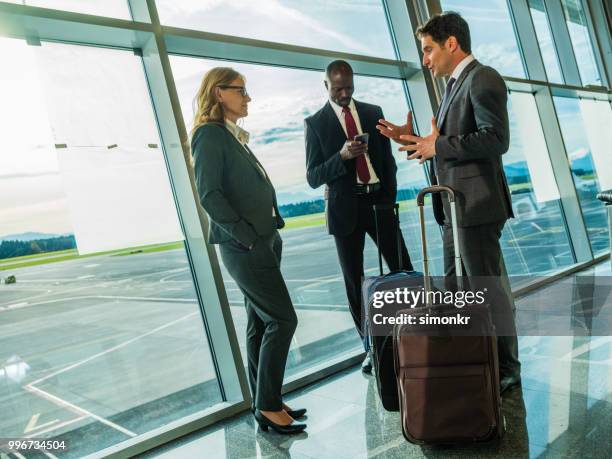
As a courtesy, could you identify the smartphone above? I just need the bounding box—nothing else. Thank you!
[353,133,369,144]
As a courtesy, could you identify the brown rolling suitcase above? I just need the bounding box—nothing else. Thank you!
[393,185,504,445]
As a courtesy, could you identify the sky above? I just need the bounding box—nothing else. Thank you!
[0,1,609,246]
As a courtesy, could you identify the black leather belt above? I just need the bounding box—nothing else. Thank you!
[354,182,381,195]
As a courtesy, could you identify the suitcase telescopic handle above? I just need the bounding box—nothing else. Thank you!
[373,203,403,277]
[416,186,463,298]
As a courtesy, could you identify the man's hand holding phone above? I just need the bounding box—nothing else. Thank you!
[340,133,369,161]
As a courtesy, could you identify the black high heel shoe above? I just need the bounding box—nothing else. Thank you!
[254,409,306,434]
[251,405,307,419]
[286,408,307,419]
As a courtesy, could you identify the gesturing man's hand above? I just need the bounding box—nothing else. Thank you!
[376,111,414,146]
[399,117,439,164]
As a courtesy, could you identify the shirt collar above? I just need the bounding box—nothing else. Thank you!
[329,98,356,118]
[450,54,475,81]
[224,118,250,145]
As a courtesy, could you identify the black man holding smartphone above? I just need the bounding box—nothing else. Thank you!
[304,60,413,373]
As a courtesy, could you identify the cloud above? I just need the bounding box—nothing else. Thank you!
[158,0,386,56]
[473,43,524,77]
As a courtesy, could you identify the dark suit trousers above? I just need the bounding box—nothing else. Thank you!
[334,193,413,348]
[219,231,297,411]
[442,221,520,378]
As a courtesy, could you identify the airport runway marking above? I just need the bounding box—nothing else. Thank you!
[295,267,379,292]
[22,415,87,438]
[24,385,137,438]
[0,294,197,313]
[95,295,197,303]
[229,301,347,311]
[29,311,198,386]
[24,413,59,433]
[0,283,114,310]
[21,311,199,440]
[159,268,190,283]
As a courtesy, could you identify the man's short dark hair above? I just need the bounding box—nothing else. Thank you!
[326,60,353,79]
[416,11,471,54]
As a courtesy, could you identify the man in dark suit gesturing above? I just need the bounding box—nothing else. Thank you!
[377,12,520,394]
[305,60,413,373]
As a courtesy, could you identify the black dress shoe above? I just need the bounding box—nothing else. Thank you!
[500,375,521,395]
[251,405,307,420]
[362,351,373,374]
[254,409,306,434]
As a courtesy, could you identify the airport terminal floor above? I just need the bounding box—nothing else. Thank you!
[140,260,612,459]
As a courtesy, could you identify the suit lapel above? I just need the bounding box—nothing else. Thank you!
[354,100,379,171]
[243,144,272,184]
[354,100,371,137]
[323,102,355,175]
[221,125,269,182]
[437,59,479,129]
[323,101,348,141]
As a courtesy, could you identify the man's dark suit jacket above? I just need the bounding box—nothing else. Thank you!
[433,59,514,227]
[192,123,284,248]
[305,100,397,236]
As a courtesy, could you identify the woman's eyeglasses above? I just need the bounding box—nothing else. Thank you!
[218,85,249,97]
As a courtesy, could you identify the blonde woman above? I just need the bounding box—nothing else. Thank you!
[190,67,306,434]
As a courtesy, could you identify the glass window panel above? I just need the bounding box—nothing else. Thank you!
[2,0,131,19]
[561,0,602,86]
[439,0,526,78]
[528,0,563,84]
[0,37,221,457]
[157,0,396,59]
[171,56,443,378]
[553,96,610,255]
[501,92,575,276]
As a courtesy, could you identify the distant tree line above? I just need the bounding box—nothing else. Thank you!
[506,174,530,185]
[279,200,325,217]
[0,235,76,260]
[278,187,421,218]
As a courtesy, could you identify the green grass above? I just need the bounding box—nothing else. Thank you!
[509,183,533,193]
[281,197,430,231]
[0,248,77,263]
[0,253,86,271]
[0,241,185,272]
[112,242,184,256]
[283,211,327,230]
[0,179,530,272]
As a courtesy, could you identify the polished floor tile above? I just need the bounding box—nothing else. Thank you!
[140,262,612,458]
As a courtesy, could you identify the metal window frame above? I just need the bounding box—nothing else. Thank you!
[0,0,609,457]
[581,0,611,88]
[506,0,593,262]
[545,0,583,85]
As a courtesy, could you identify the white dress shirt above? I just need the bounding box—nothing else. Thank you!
[329,98,380,184]
[225,119,275,217]
[449,54,475,89]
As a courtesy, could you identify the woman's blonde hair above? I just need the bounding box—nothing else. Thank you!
[191,67,244,136]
